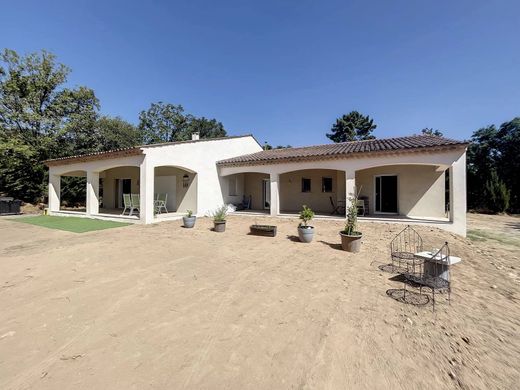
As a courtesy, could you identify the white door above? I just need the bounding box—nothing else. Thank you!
[262,179,271,210]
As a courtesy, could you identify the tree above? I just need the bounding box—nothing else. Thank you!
[138,102,227,144]
[484,170,510,213]
[466,119,520,212]
[0,49,99,201]
[184,116,226,140]
[95,116,140,151]
[326,111,376,143]
[263,143,292,150]
[421,128,443,137]
[138,102,188,144]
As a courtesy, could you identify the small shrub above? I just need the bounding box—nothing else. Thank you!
[484,171,510,213]
[342,188,362,236]
[186,209,193,217]
[208,204,235,222]
[299,205,314,227]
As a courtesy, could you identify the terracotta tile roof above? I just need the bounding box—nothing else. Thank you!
[217,135,468,166]
[44,135,258,166]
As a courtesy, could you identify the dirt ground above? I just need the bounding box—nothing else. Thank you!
[0,213,519,389]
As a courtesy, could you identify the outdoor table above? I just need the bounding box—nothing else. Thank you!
[414,251,461,281]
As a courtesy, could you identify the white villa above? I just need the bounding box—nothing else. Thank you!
[45,133,468,236]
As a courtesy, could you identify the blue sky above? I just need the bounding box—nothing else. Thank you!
[2,0,519,146]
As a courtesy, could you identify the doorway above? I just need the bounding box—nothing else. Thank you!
[375,175,398,213]
[262,179,270,210]
[115,178,132,208]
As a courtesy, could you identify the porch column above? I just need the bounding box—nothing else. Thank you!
[48,171,61,212]
[139,158,154,224]
[449,153,467,237]
[86,171,100,215]
[345,170,356,216]
[270,173,280,216]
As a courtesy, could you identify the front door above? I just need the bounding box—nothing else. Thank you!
[262,179,271,210]
[375,175,398,213]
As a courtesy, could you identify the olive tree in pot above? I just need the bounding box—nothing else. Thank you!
[340,195,363,252]
[297,205,315,243]
[183,210,196,228]
[209,204,234,232]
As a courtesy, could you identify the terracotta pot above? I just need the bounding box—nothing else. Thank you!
[213,220,226,232]
[339,232,362,252]
[298,226,315,243]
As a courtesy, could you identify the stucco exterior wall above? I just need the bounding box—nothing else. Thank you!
[279,169,340,213]
[355,165,446,218]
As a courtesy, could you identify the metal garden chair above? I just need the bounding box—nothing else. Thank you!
[390,225,424,274]
[404,242,452,311]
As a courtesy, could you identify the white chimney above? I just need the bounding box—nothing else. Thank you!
[192,132,200,141]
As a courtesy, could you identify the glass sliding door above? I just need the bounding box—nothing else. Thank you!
[374,175,398,213]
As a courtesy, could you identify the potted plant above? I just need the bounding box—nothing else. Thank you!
[297,205,315,243]
[340,195,363,252]
[209,204,233,232]
[183,210,196,228]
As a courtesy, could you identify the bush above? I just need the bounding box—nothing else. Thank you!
[484,171,510,213]
[298,205,314,227]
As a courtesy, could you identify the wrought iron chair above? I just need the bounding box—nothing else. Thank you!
[404,242,451,311]
[329,196,345,215]
[390,225,423,274]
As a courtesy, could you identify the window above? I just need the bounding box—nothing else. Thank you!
[228,176,237,196]
[301,178,311,193]
[322,177,333,193]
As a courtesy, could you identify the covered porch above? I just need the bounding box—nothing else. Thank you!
[47,155,198,224]
[218,146,466,236]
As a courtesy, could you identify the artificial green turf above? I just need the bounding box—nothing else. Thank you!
[12,215,130,233]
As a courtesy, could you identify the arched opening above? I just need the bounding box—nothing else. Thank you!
[59,170,87,213]
[355,164,448,219]
[154,166,197,215]
[220,172,270,212]
[99,166,140,212]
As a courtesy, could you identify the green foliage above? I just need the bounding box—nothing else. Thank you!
[138,102,227,144]
[95,116,140,151]
[12,215,129,233]
[186,209,193,217]
[467,119,519,212]
[484,171,510,213]
[0,49,99,202]
[263,143,292,150]
[343,190,362,236]
[298,205,314,227]
[209,204,231,222]
[421,128,443,137]
[327,111,376,143]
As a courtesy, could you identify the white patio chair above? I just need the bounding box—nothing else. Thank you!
[130,194,140,216]
[154,193,168,214]
[121,194,132,215]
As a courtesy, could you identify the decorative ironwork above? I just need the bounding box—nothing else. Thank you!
[403,242,452,311]
[390,225,424,274]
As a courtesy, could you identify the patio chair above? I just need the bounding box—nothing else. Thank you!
[121,194,132,215]
[403,242,451,311]
[129,194,140,216]
[330,196,345,215]
[390,225,423,274]
[154,193,168,214]
[356,199,366,216]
